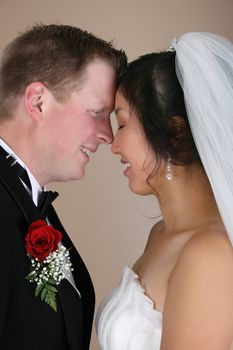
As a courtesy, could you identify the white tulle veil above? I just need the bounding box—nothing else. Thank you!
[174,32,233,244]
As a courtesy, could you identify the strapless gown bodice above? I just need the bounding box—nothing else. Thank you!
[96,266,163,350]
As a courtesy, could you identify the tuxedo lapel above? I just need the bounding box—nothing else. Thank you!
[58,280,83,350]
[0,155,43,227]
[48,206,95,350]
[47,207,84,349]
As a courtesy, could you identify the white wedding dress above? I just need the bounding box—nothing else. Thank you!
[96,266,163,350]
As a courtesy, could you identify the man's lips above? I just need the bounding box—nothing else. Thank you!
[80,146,97,157]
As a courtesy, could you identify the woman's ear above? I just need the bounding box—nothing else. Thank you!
[24,82,46,122]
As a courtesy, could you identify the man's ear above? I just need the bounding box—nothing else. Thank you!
[24,82,46,122]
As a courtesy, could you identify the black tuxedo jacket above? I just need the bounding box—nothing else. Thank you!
[0,155,95,350]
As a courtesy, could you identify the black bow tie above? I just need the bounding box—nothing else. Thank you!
[38,190,59,217]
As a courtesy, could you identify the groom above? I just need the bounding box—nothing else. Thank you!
[0,24,126,350]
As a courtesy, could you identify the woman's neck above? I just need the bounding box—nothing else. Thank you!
[155,165,223,234]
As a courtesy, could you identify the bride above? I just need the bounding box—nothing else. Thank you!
[96,32,233,350]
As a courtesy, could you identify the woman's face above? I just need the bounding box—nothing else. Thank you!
[112,91,157,195]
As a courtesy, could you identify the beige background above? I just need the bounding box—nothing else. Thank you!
[0,1,232,349]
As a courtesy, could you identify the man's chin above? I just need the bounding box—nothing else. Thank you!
[51,170,86,183]
[71,168,86,181]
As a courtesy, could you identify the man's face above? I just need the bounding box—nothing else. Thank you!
[41,60,115,184]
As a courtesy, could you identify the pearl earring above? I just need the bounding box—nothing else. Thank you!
[166,154,173,181]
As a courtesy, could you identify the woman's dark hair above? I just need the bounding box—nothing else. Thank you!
[117,51,201,168]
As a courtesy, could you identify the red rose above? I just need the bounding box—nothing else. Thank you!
[25,220,62,261]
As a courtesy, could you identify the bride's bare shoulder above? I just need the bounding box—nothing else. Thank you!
[162,228,233,349]
[170,227,233,293]
[182,227,232,259]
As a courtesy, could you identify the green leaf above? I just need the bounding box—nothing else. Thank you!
[35,283,44,297]
[41,286,47,301]
[26,277,58,312]
[48,277,56,285]
[46,284,58,293]
[45,287,57,312]
[50,299,57,312]
[37,283,58,312]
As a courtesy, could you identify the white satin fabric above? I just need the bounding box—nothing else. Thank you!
[96,266,162,350]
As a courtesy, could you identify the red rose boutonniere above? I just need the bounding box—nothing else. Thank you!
[25,220,73,311]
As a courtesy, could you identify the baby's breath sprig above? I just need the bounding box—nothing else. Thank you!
[26,245,73,311]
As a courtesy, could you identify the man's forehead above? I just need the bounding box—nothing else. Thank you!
[84,59,115,79]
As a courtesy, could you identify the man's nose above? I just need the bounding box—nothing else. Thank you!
[97,119,114,144]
